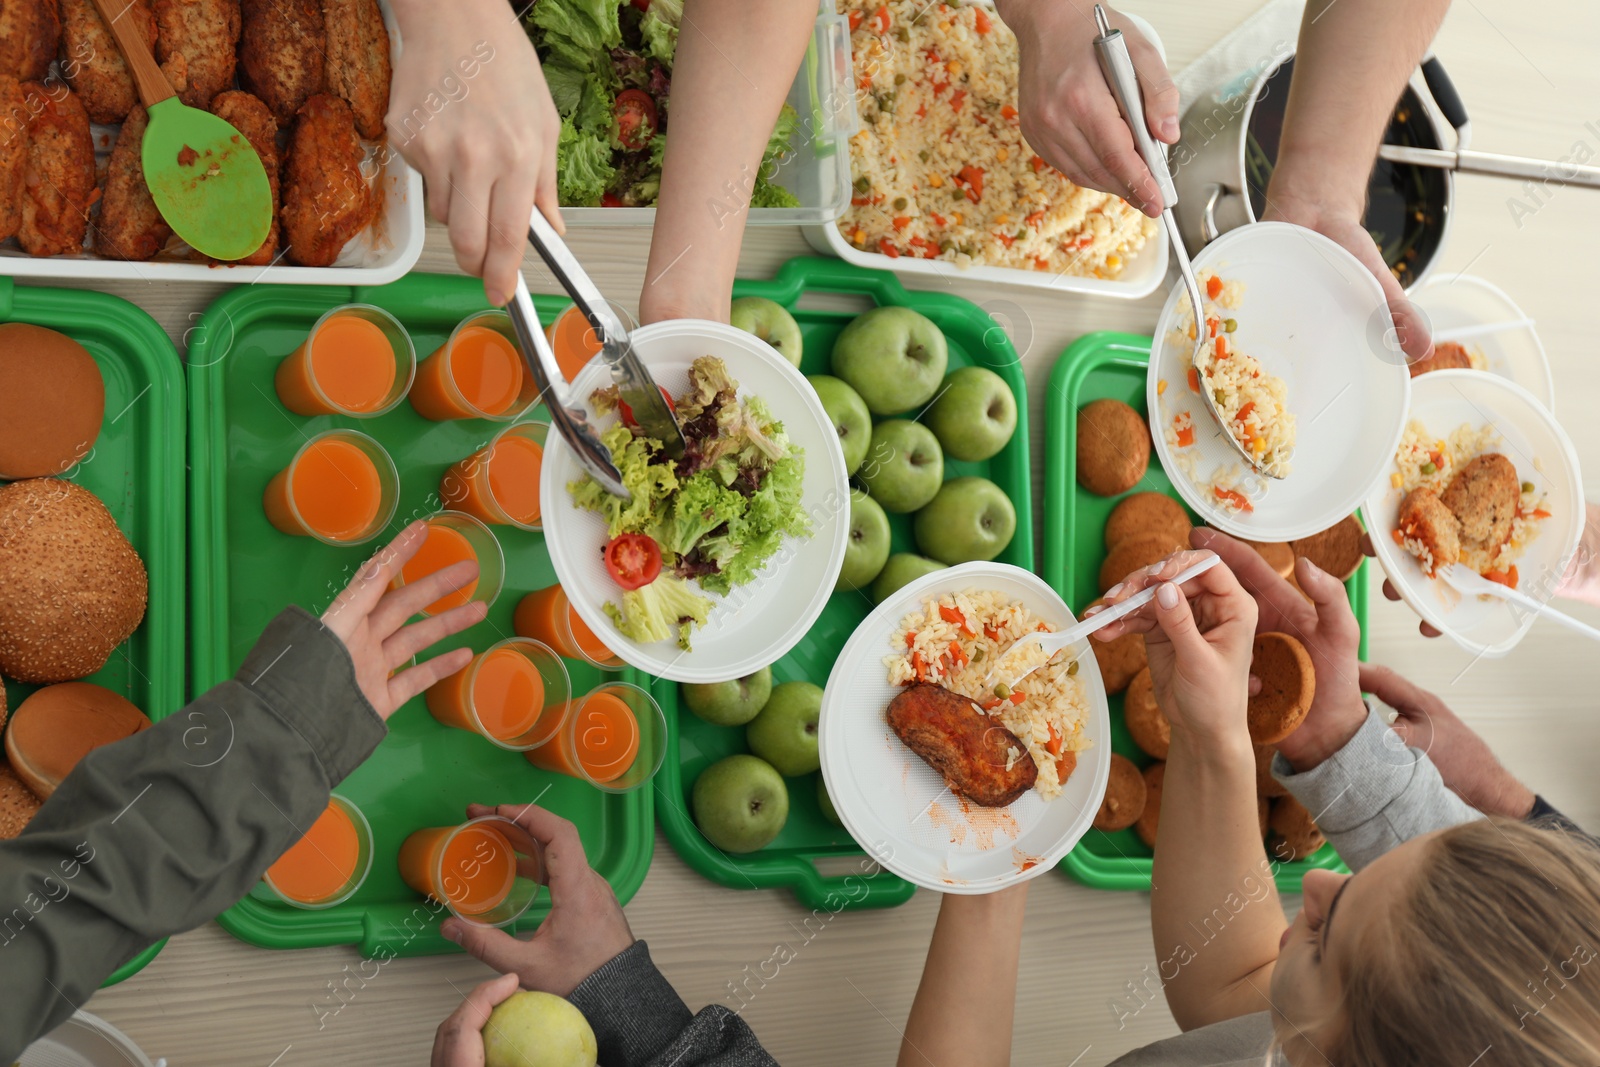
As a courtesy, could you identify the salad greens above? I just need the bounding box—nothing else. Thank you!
[569,357,811,650]
[524,0,802,208]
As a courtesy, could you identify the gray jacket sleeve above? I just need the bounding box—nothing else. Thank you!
[0,607,385,1059]
[1272,704,1480,871]
[569,941,778,1067]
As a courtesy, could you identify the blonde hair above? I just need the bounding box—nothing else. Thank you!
[1337,818,1600,1066]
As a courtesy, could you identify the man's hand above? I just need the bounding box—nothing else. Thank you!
[1359,663,1536,818]
[320,521,486,721]
[432,972,520,1067]
[442,804,635,997]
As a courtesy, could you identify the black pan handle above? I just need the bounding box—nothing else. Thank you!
[1420,56,1468,133]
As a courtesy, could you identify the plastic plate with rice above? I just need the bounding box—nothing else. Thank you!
[819,562,1110,893]
[1409,274,1555,411]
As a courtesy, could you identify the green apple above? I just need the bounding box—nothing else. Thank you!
[817,775,841,826]
[872,552,947,603]
[746,680,823,776]
[730,296,803,367]
[807,374,873,475]
[914,476,1016,564]
[924,366,1017,462]
[681,666,772,727]
[859,420,943,513]
[692,754,789,853]
[482,991,597,1067]
[830,306,949,416]
[836,489,891,591]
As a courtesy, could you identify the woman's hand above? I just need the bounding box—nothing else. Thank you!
[320,521,486,721]
[431,972,520,1067]
[1091,549,1257,746]
[387,0,563,307]
[997,0,1178,216]
[441,804,635,997]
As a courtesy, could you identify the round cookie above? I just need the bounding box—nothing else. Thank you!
[1093,753,1147,832]
[1122,667,1170,759]
[1134,761,1164,848]
[1105,492,1191,551]
[1099,532,1186,594]
[1242,540,1295,580]
[1247,632,1315,744]
[0,479,148,683]
[0,762,41,839]
[1076,399,1150,497]
[1267,796,1326,861]
[1088,604,1147,695]
[0,324,104,479]
[1290,514,1365,582]
[1254,744,1287,798]
[6,682,152,799]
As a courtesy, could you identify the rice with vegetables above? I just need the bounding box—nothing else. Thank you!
[885,591,1089,800]
[837,0,1156,275]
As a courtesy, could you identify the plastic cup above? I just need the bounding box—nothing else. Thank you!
[397,815,543,927]
[524,682,666,794]
[260,795,373,910]
[390,511,505,616]
[425,638,570,751]
[262,430,398,545]
[439,420,548,531]
[410,311,539,422]
[513,584,622,669]
[543,300,636,382]
[275,304,415,417]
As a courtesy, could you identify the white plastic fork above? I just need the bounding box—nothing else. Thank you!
[1436,563,1600,643]
[985,554,1223,691]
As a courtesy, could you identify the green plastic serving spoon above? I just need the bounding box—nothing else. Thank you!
[88,0,272,261]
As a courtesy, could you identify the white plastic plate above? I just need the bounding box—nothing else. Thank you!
[1411,274,1555,412]
[819,563,1111,894]
[21,1011,158,1067]
[1362,369,1583,658]
[1148,222,1411,541]
[541,320,849,683]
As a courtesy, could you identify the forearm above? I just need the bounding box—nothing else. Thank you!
[640,0,814,323]
[0,608,384,1059]
[1150,731,1285,1031]
[899,885,1029,1067]
[1268,0,1451,212]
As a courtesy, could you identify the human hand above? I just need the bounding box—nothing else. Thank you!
[999,0,1177,216]
[431,971,520,1067]
[1358,662,1536,818]
[441,804,634,997]
[320,521,486,721]
[387,0,563,307]
[1190,528,1367,771]
[1091,550,1257,747]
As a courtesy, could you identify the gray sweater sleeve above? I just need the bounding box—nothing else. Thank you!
[1272,704,1481,871]
[569,941,778,1067]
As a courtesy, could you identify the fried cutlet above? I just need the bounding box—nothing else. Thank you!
[887,683,1037,808]
[0,0,59,82]
[94,104,171,261]
[281,93,372,267]
[1440,452,1520,551]
[19,82,96,256]
[0,74,25,242]
[322,0,389,139]
[1397,485,1461,575]
[57,0,157,124]
[1408,340,1474,378]
[153,0,240,110]
[239,0,324,124]
[209,90,279,264]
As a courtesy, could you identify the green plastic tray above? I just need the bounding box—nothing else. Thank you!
[0,278,184,985]
[650,256,1032,910]
[187,275,652,957]
[1044,332,1361,893]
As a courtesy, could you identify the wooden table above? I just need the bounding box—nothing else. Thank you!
[78,1,1600,1061]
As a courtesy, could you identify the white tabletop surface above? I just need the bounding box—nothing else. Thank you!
[75,1,1600,1061]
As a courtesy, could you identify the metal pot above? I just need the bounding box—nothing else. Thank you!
[1170,53,1468,291]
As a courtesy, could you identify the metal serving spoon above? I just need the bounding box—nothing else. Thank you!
[1091,5,1279,480]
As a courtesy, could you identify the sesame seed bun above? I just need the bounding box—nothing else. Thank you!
[0,324,104,479]
[0,761,42,839]
[6,681,151,799]
[0,479,147,683]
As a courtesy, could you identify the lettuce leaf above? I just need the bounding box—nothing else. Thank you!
[697,450,810,595]
[751,174,801,208]
[603,574,713,650]
[556,116,617,206]
[530,0,622,64]
[655,473,747,558]
[544,62,589,114]
[567,423,676,535]
[639,0,683,65]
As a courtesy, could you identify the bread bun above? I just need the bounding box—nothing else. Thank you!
[0,761,41,839]
[0,324,104,479]
[0,479,148,682]
[6,681,151,798]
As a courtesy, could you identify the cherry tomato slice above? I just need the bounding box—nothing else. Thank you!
[630,0,651,11]
[619,385,676,430]
[613,88,659,152]
[604,533,662,590]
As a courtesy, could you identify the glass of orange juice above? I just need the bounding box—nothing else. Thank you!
[398,815,543,927]
[439,420,548,531]
[263,429,399,545]
[411,311,538,422]
[542,300,636,383]
[514,584,623,669]
[525,682,666,794]
[390,510,505,617]
[259,794,374,909]
[425,637,570,751]
[275,305,415,417]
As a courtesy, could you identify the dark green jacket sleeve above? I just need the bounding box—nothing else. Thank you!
[0,607,385,1058]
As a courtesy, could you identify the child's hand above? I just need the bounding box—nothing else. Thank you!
[1091,550,1257,747]
[442,804,635,997]
[320,521,486,721]
[431,971,519,1067]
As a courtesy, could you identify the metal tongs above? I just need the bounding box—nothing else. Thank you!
[1091,6,1278,479]
[506,206,688,500]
